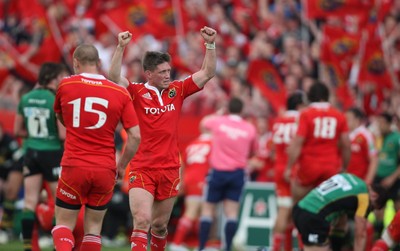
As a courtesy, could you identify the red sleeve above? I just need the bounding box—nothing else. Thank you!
[126,83,136,99]
[181,76,202,98]
[54,87,61,114]
[121,97,138,129]
[296,112,308,138]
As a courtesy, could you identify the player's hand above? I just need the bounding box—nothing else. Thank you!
[118,31,132,48]
[283,168,291,183]
[200,26,217,43]
[381,176,395,189]
[116,165,126,180]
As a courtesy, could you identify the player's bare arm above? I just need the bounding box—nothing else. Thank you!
[365,154,378,185]
[116,125,141,178]
[109,31,132,88]
[192,26,217,89]
[57,120,66,141]
[55,113,65,126]
[381,165,400,188]
[13,113,27,138]
[339,132,351,172]
[284,136,304,181]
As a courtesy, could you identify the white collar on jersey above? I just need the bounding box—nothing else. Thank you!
[228,114,242,121]
[309,102,331,108]
[349,125,366,139]
[144,82,165,106]
[284,110,299,117]
[80,73,106,79]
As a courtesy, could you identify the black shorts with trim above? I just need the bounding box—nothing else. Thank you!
[292,204,330,246]
[23,148,62,182]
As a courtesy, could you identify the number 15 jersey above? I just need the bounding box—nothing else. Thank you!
[296,102,348,169]
[54,73,138,169]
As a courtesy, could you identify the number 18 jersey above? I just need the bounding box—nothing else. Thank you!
[54,73,138,168]
[296,102,348,169]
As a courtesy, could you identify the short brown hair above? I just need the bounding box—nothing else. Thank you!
[38,62,67,86]
[73,44,100,66]
[142,51,171,71]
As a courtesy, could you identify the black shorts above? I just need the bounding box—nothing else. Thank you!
[0,156,23,180]
[203,169,246,203]
[373,176,400,202]
[23,148,63,182]
[292,204,330,246]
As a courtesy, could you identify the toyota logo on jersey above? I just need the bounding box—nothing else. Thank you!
[144,104,176,114]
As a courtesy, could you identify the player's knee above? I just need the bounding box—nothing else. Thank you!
[134,214,151,229]
[151,220,168,234]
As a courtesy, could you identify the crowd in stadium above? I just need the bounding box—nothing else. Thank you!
[1,0,400,251]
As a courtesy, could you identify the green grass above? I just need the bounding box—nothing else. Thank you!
[1,240,131,251]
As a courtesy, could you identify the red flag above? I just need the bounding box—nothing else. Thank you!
[358,38,392,89]
[149,0,177,39]
[100,2,157,38]
[303,0,372,19]
[320,25,360,64]
[377,0,393,21]
[247,59,286,112]
[325,60,354,109]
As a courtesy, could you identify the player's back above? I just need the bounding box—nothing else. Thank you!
[272,111,299,166]
[184,134,212,178]
[298,173,369,221]
[55,73,134,168]
[19,88,62,150]
[205,114,257,171]
[297,103,348,166]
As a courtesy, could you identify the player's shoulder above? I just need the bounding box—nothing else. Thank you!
[170,75,193,87]
[60,74,80,83]
[127,81,146,92]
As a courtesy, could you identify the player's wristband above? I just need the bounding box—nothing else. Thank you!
[204,42,216,50]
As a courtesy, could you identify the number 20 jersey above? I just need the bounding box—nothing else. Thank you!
[296,102,348,169]
[54,73,138,168]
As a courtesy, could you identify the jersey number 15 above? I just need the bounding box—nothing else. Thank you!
[68,97,108,129]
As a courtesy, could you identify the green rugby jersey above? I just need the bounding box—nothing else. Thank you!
[376,131,400,178]
[298,173,370,223]
[18,88,63,150]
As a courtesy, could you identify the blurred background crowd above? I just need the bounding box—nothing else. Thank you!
[1,0,400,249]
[0,0,398,119]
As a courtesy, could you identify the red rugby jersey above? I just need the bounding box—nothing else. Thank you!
[54,73,138,168]
[296,102,348,168]
[348,126,377,179]
[272,111,299,167]
[127,76,202,169]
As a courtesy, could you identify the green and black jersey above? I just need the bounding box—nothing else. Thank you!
[298,173,370,223]
[18,88,62,150]
[377,131,400,178]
